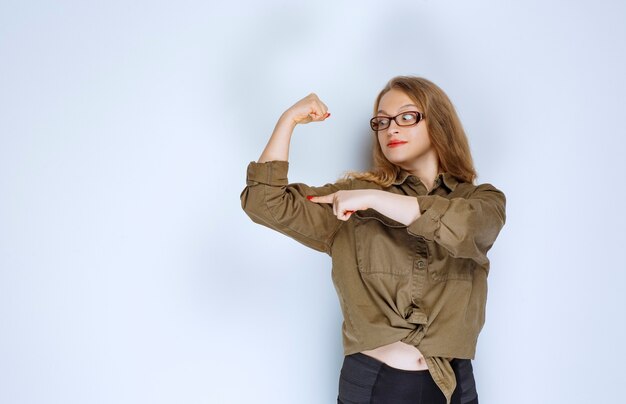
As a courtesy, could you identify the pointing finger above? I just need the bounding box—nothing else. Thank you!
[307,194,335,204]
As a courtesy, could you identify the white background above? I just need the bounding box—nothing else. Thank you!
[1,1,625,403]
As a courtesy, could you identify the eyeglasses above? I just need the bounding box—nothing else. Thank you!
[370,111,424,131]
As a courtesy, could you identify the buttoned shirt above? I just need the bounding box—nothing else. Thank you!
[240,160,506,403]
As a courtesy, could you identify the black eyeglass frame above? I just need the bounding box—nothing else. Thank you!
[369,111,425,132]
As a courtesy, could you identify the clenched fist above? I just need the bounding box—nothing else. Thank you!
[282,93,331,125]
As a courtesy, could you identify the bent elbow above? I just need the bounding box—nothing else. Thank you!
[240,184,265,219]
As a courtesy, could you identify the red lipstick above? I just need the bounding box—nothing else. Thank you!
[387,140,408,148]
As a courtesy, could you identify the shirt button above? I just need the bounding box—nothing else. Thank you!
[417,260,426,269]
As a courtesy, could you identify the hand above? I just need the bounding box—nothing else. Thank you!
[307,190,377,221]
[282,93,331,125]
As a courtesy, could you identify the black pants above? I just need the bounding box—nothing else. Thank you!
[337,352,478,404]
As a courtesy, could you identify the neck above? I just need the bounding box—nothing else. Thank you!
[401,153,440,191]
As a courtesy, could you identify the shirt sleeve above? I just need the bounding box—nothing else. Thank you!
[240,160,352,255]
[407,184,506,266]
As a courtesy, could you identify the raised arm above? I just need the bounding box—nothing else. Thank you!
[241,94,350,255]
[258,93,330,163]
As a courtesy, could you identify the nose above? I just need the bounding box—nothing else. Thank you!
[386,119,401,135]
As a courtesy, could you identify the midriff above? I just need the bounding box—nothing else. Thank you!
[361,340,429,370]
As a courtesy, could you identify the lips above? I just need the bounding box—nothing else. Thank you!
[387,140,408,147]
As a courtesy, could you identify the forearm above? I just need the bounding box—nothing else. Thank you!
[258,112,297,163]
[368,190,421,226]
[258,92,329,162]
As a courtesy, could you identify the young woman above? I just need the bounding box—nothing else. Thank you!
[240,76,506,404]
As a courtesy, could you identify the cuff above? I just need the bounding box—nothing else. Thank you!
[407,195,451,240]
[246,160,290,186]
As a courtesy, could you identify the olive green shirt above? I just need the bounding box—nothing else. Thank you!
[240,160,506,403]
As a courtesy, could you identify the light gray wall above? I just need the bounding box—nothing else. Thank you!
[1,1,625,403]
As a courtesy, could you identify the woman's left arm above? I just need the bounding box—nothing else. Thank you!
[308,189,419,224]
[309,186,506,266]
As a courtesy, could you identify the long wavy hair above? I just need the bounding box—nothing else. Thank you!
[341,76,477,187]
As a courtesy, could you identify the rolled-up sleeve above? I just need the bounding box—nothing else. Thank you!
[240,160,352,255]
[245,159,290,187]
[407,184,506,266]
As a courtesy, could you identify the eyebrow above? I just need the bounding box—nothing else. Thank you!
[377,104,419,114]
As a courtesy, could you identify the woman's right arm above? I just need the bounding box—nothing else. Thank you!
[258,93,330,163]
[240,94,349,255]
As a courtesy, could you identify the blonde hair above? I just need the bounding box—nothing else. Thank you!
[341,76,477,187]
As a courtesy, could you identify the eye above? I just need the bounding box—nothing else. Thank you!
[377,117,390,126]
[400,113,417,123]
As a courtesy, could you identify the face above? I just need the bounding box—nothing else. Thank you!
[375,88,436,172]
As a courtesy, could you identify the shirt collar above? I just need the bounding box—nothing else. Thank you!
[393,169,459,191]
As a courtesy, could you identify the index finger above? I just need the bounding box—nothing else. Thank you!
[307,194,334,204]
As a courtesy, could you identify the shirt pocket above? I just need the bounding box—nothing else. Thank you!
[354,210,419,276]
[427,245,476,282]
